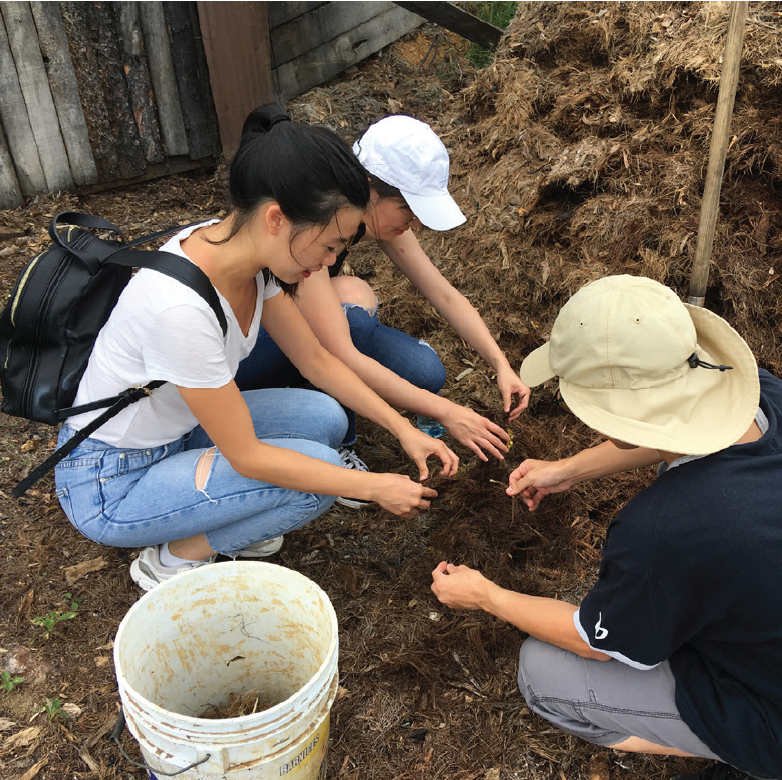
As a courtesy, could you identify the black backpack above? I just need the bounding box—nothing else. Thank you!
[0,211,227,497]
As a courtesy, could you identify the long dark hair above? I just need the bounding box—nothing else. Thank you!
[222,103,370,294]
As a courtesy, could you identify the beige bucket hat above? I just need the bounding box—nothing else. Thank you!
[520,275,759,455]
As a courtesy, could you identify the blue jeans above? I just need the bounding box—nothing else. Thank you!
[54,388,347,555]
[235,303,446,444]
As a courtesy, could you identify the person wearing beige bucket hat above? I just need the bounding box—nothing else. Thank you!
[432,276,782,780]
[236,114,529,507]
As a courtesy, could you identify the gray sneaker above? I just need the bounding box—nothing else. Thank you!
[335,447,372,509]
[235,536,284,558]
[130,545,216,592]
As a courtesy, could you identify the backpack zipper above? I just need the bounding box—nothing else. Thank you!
[8,252,44,328]
[19,250,76,417]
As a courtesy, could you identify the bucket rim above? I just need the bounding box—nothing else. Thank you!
[114,561,338,726]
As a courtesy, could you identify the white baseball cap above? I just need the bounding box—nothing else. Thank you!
[353,115,466,231]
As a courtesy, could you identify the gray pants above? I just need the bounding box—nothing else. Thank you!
[517,638,721,760]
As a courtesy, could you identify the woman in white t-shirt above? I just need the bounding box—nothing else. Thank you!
[54,105,459,591]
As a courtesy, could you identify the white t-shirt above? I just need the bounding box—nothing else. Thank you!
[67,221,281,447]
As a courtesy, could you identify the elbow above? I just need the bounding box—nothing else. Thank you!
[579,646,613,662]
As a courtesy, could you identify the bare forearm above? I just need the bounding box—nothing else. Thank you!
[232,440,381,500]
[297,348,413,439]
[330,344,451,419]
[562,440,662,484]
[483,584,607,659]
[436,291,510,373]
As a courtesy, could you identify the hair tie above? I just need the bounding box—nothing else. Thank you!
[270,114,292,128]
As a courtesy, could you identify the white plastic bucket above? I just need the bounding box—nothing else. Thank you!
[113,561,338,779]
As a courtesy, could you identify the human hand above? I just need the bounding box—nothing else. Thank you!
[372,473,438,518]
[506,458,575,511]
[440,402,510,462]
[495,364,530,421]
[397,427,459,480]
[430,561,492,611]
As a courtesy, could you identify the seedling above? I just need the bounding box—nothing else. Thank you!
[31,592,81,639]
[1,671,24,693]
[39,697,68,721]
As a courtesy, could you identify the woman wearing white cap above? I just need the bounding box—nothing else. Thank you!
[237,115,530,499]
[431,275,782,780]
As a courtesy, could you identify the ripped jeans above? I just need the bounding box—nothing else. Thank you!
[53,389,346,554]
[234,303,446,444]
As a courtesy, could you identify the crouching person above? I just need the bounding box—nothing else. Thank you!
[431,275,782,780]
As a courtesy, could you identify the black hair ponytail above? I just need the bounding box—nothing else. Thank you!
[220,103,370,294]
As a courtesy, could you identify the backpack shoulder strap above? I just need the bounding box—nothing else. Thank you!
[106,247,228,337]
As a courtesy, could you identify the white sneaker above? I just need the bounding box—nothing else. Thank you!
[130,545,216,592]
[235,536,284,558]
[335,446,373,509]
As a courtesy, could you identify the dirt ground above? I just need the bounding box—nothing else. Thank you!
[2,5,781,780]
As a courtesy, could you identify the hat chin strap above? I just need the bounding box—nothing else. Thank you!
[687,352,733,372]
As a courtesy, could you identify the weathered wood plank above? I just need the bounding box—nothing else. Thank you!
[60,2,119,182]
[88,2,146,179]
[138,1,188,157]
[117,2,165,164]
[271,1,397,68]
[0,123,23,208]
[29,2,98,186]
[267,2,327,30]
[0,11,46,194]
[1,2,73,192]
[275,4,422,98]
[394,2,504,50]
[164,1,216,160]
[197,1,274,159]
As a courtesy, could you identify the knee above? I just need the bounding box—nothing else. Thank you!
[414,341,446,394]
[517,637,559,704]
[318,394,349,448]
[332,275,376,310]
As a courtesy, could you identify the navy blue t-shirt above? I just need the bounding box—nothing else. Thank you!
[577,369,782,778]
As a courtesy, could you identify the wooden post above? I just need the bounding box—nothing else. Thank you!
[164,1,215,160]
[0,10,47,195]
[394,1,503,50]
[0,123,23,208]
[197,1,274,160]
[88,2,146,180]
[138,1,189,157]
[60,1,118,183]
[117,1,165,165]
[29,1,98,186]
[1,2,73,192]
[687,1,748,306]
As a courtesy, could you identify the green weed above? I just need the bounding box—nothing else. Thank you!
[39,697,68,721]
[465,2,518,68]
[1,671,24,693]
[31,592,80,639]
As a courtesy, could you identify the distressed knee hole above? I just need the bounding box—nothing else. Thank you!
[195,447,217,490]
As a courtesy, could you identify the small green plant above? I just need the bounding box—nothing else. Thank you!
[31,592,81,639]
[39,697,68,721]
[1,671,24,693]
[465,1,518,69]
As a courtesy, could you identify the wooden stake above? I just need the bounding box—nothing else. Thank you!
[688,1,748,306]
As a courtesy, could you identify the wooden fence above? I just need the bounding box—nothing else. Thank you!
[0,1,221,209]
[0,1,423,209]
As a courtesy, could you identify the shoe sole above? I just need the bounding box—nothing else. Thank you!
[129,557,160,592]
[336,496,372,509]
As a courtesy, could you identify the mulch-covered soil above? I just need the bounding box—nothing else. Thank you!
[2,4,781,780]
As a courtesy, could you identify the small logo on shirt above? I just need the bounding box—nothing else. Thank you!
[594,613,609,640]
